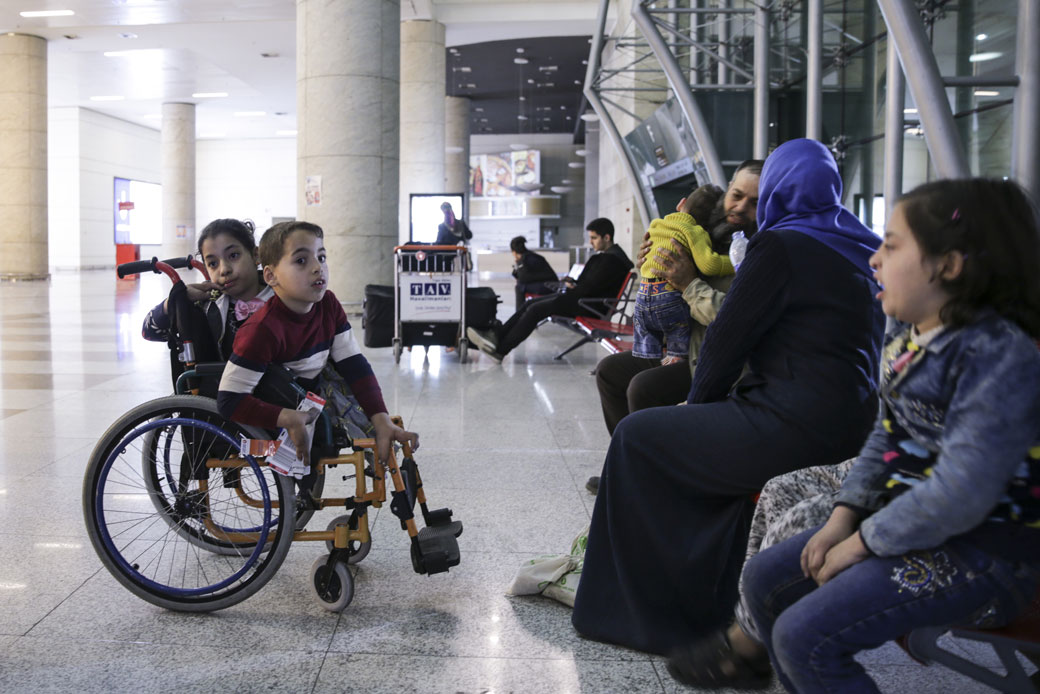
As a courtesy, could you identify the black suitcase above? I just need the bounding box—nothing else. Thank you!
[362,284,394,348]
[465,287,499,330]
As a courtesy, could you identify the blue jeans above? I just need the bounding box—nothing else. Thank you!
[743,525,1040,693]
[633,281,691,359]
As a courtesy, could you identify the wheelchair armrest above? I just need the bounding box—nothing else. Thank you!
[194,362,227,378]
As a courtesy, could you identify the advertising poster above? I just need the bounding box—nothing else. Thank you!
[305,175,322,206]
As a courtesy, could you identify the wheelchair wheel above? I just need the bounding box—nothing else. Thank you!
[84,395,296,612]
[140,397,321,542]
[310,554,354,612]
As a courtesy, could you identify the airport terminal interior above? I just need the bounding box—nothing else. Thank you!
[1,0,1038,692]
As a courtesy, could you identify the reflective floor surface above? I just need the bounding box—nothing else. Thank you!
[0,270,1005,692]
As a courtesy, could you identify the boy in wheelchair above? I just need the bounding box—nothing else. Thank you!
[217,220,418,483]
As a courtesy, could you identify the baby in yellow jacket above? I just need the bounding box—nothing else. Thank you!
[634,184,732,363]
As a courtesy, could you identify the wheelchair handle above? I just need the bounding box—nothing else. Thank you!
[117,255,202,282]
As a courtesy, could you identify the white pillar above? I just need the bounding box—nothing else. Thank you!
[161,102,196,259]
[298,0,400,301]
[444,95,470,194]
[400,19,446,242]
[0,34,47,279]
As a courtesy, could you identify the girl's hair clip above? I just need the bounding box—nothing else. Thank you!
[950,208,961,222]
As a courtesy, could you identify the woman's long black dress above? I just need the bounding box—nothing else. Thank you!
[571,228,885,655]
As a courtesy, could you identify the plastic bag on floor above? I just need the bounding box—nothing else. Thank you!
[507,524,588,607]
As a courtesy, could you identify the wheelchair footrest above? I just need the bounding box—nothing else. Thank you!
[423,507,454,527]
[411,521,463,576]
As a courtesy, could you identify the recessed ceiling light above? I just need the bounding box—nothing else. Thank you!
[474,107,484,112]
[575,149,587,156]
[20,9,74,17]
[192,92,228,98]
[976,33,988,41]
[561,179,573,184]
[516,47,525,54]
[974,90,1000,96]
[519,96,526,102]
[89,95,125,101]
[968,52,1003,62]
[517,115,528,120]
[514,57,528,65]
[458,66,471,72]
[465,83,476,88]
[903,108,918,114]
[566,116,572,120]
[568,161,585,168]
[527,79,534,84]
[234,111,266,117]
[579,112,599,122]
[550,186,573,194]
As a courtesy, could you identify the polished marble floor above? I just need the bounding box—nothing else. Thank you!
[0,269,1007,693]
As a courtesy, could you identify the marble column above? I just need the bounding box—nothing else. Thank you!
[298,0,399,301]
[400,20,446,241]
[161,102,196,259]
[444,95,470,194]
[0,34,47,280]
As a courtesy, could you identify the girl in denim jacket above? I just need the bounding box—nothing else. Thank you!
[742,178,1040,693]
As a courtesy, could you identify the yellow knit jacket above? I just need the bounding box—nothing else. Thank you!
[640,212,734,280]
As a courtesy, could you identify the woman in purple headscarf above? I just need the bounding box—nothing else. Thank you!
[572,139,886,661]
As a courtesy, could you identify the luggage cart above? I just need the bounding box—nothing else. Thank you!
[393,245,469,364]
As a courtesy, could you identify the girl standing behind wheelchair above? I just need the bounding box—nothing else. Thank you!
[742,178,1040,693]
[141,218,273,361]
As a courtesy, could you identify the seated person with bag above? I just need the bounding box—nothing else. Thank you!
[217,221,418,483]
[510,235,559,307]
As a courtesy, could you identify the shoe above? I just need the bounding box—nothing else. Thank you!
[467,327,504,363]
[585,476,599,495]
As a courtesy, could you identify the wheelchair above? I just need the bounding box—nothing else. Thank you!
[83,257,463,613]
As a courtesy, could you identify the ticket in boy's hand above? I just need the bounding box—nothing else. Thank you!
[267,391,326,478]
[239,436,280,458]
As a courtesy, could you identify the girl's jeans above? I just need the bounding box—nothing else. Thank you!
[743,525,1040,694]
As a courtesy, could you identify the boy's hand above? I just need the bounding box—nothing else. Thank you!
[801,506,859,581]
[815,531,870,585]
[371,413,420,466]
[277,407,320,464]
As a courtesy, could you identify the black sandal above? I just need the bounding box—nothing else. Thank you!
[666,630,773,690]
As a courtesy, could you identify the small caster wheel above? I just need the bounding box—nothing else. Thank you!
[392,338,403,364]
[324,515,372,564]
[458,337,468,364]
[310,554,354,612]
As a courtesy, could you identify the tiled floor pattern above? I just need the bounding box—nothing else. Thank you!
[0,270,1013,692]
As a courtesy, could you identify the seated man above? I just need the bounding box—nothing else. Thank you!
[510,235,559,307]
[467,218,633,362]
[588,159,763,492]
